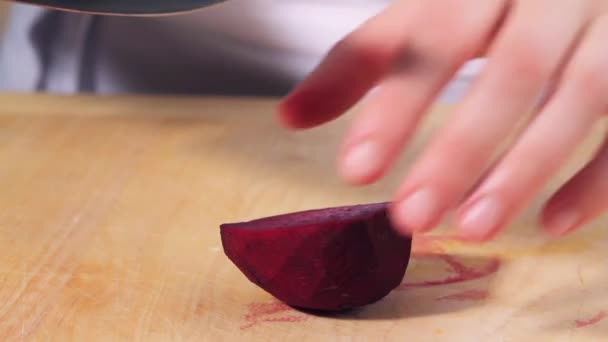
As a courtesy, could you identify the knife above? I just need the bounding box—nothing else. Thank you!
[10,0,227,16]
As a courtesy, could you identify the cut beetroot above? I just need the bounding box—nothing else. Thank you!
[220,202,412,312]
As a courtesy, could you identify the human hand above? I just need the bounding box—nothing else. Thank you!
[277,0,608,242]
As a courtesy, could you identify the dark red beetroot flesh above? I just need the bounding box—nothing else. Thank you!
[220,202,412,312]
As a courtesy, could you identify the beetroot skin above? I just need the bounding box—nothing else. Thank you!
[220,202,412,312]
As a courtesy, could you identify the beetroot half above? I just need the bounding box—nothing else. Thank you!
[220,202,412,312]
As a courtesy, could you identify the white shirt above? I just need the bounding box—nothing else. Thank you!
[0,1,484,102]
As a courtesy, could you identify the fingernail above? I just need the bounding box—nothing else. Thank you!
[394,187,440,232]
[459,196,503,239]
[544,209,579,236]
[341,140,382,182]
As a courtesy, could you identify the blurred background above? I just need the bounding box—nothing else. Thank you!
[0,1,480,100]
[0,2,8,38]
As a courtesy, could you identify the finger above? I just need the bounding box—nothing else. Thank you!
[275,1,414,129]
[457,76,602,241]
[540,18,608,237]
[542,136,608,237]
[390,0,590,235]
[458,13,608,241]
[339,0,506,185]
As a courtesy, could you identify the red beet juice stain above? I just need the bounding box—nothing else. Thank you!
[575,311,606,328]
[398,235,501,289]
[435,289,489,302]
[240,300,308,330]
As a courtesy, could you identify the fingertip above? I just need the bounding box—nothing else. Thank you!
[338,139,388,186]
[540,202,581,237]
[276,86,316,129]
[389,189,443,235]
[455,193,509,243]
[388,202,418,237]
[455,227,499,243]
[386,203,415,239]
[275,98,306,130]
[337,166,379,186]
[454,205,502,243]
[278,85,348,130]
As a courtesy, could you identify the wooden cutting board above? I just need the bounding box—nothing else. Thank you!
[0,93,606,341]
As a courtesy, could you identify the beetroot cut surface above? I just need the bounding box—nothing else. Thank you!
[220,202,412,312]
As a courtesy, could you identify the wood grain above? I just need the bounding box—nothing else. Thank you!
[0,93,607,341]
